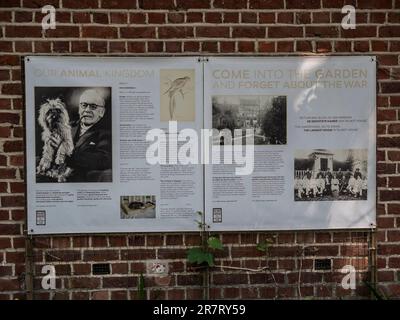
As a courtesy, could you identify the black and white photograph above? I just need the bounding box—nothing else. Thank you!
[35,87,112,183]
[294,149,368,201]
[212,95,287,145]
[120,195,156,219]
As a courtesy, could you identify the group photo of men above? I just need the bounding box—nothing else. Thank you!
[294,149,368,201]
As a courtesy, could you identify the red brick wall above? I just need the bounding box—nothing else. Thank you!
[0,0,399,300]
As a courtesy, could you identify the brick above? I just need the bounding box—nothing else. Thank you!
[249,0,284,9]
[312,12,330,23]
[278,41,294,52]
[377,163,396,174]
[242,12,257,23]
[268,26,303,38]
[0,168,16,179]
[92,13,109,24]
[167,289,185,300]
[83,26,118,39]
[63,0,98,8]
[0,279,19,291]
[387,230,400,241]
[9,155,23,167]
[380,190,400,202]
[139,0,175,10]
[166,234,183,245]
[158,27,193,39]
[0,112,19,125]
[0,238,11,249]
[6,26,42,37]
[120,27,156,39]
[2,84,22,95]
[72,264,91,275]
[213,273,248,285]
[196,27,229,38]
[168,13,185,24]
[378,137,400,148]
[73,12,91,23]
[157,248,187,259]
[147,13,165,24]
[233,27,266,38]
[112,263,129,274]
[377,54,399,66]
[187,12,203,23]
[109,236,127,247]
[45,26,80,38]
[296,12,311,24]
[306,26,339,38]
[52,237,71,248]
[110,13,127,24]
[177,274,203,286]
[53,41,70,53]
[68,277,101,289]
[278,12,293,23]
[103,276,137,288]
[378,244,400,255]
[89,41,107,53]
[34,41,51,53]
[176,0,209,9]
[0,41,13,52]
[1,196,24,207]
[286,0,320,9]
[388,204,400,214]
[91,291,109,300]
[297,40,312,52]
[215,0,247,8]
[127,42,146,53]
[83,250,119,261]
[358,0,392,9]
[121,249,155,260]
[381,82,400,94]
[342,26,377,38]
[370,13,386,24]
[204,12,222,23]
[202,41,218,52]
[258,13,274,25]
[335,41,351,52]
[15,11,32,22]
[0,12,12,21]
[71,41,89,52]
[101,0,136,9]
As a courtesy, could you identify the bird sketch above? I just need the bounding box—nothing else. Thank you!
[163,76,191,120]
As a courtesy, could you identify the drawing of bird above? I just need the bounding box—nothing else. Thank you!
[164,76,191,119]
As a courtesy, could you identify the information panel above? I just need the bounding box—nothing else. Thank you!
[25,56,376,234]
[204,56,376,231]
[25,57,204,234]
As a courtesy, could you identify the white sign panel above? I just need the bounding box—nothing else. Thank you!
[25,56,376,234]
[25,56,204,234]
[204,56,376,231]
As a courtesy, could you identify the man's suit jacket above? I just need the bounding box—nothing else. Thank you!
[67,118,112,182]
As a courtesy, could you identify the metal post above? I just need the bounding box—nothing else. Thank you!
[25,235,34,300]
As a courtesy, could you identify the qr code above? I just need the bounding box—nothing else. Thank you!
[36,210,46,225]
[213,208,222,223]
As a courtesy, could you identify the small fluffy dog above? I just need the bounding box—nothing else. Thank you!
[36,98,74,182]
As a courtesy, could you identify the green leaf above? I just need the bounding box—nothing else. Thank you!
[256,239,273,252]
[207,236,223,250]
[187,247,215,266]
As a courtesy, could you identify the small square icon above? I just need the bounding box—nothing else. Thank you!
[213,208,222,223]
[36,210,46,225]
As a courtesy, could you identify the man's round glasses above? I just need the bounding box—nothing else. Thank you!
[79,102,104,110]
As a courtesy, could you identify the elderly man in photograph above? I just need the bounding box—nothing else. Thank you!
[66,88,112,182]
